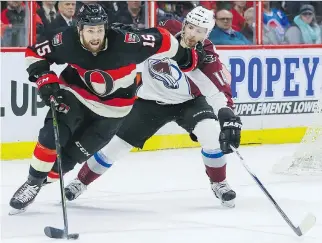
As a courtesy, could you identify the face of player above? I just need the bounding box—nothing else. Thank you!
[80,25,105,53]
[182,23,207,48]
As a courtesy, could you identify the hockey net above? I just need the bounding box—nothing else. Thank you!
[273,100,322,175]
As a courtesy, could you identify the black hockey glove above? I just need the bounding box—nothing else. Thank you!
[36,72,70,114]
[174,41,206,72]
[195,41,206,68]
[218,108,242,154]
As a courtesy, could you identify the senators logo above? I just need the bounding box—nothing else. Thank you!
[52,32,63,46]
[124,32,140,44]
[83,70,114,97]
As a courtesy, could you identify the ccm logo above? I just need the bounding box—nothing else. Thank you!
[75,141,90,156]
[36,77,49,86]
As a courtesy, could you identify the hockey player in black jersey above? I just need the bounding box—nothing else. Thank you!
[9,3,205,215]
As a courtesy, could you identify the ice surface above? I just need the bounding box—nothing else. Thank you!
[1,144,321,243]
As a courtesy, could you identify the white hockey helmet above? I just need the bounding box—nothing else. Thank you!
[183,6,215,38]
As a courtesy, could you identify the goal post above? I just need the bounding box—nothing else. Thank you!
[272,100,322,175]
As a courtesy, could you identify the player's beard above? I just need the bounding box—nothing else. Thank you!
[80,34,105,53]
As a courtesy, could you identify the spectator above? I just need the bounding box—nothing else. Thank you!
[156,2,177,23]
[175,1,195,20]
[1,1,26,47]
[156,1,194,23]
[50,1,76,29]
[231,1,246,31]
[113,1,145,29]
[284,4,322,44]
[209,9,251,45]
[282,1,322,24]
[246,1,254,9]
[37,1,57,29]
[35,12,45,41]
[263,25,281,44]
[263,1,290,43]
[216,1,233,11]
[199,1,216,11]
[240,7,254,43]
[0,20,5,38]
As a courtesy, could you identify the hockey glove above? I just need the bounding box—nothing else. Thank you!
[36,72,70,114]
[195,41,206,68]
[175,41,206,72]
[218,108,242,154]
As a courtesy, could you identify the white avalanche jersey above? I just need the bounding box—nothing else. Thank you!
[136,40,234,116]
[137,57,195,104]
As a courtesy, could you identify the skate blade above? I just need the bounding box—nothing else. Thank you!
[221,199,235,208]
[9,207,27,215]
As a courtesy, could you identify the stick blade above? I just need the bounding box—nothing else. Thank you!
[44,226,79,240]
[297,213,316,236]
[44,226,65,239]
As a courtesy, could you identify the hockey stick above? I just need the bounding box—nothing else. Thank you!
[230,145,316,236]
[44,96,79,240]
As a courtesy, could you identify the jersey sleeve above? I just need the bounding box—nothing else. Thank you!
[25,32,66,82]
[129,27,180,64]
[185,40,234,116]
[157,19,182,36]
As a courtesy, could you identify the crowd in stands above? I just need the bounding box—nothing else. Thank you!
[1,1,27,47]
[1,1,322,47]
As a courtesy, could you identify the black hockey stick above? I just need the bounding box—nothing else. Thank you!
[230,145,316,236]
[44,96,79,240]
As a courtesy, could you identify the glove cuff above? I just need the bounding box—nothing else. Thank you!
[36,72,59,89]
[179,49,198,72]
[218,107,236,127]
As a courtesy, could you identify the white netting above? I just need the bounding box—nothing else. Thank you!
[273,101,322,175]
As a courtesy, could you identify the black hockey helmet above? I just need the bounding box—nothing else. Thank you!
[77,3,108,30]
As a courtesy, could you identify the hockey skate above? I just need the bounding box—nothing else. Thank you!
[64,178,87,201]
[9,177,44,215]
[211,179,236,208]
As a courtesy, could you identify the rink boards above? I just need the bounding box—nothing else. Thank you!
[1,48,322,160]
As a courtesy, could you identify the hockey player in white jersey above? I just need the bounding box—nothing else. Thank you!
[65,6,242,207]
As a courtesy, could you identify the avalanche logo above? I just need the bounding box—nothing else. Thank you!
[148,58,182,89]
